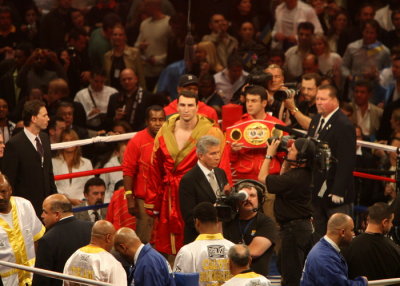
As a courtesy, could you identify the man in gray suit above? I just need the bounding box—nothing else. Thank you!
[74,177,108,222]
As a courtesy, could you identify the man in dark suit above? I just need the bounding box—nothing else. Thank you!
[179,135,228,244]
[306,84,356,237]
[74,177,108,222]
[2,99,57,216]
[32,194,92,286]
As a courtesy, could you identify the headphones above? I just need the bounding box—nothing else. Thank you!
[232,179,266,211]
[296,138,311,163]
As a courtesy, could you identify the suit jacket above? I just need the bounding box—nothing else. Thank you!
[32,216,93,286]
[307,109,356,205]
[73,202,108,222]
[179,164,228,244]
[2,130,57,216]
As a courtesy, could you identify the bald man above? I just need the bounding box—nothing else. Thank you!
[33,194,92,286]
[63,220,127,285]
[300,213,367,286]
[223,244,271,286]
[0,173,45,286]
[114,227,174,286]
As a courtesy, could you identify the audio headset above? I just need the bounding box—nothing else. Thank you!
[232,179,266,212]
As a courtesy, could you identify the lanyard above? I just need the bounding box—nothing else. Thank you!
[238,216,256,244]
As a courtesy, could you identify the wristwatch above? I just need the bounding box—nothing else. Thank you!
[265,155,273,159]
[290,107,299,115]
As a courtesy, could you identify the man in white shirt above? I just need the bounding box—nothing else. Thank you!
[272,0,322,51]
[0,173,45,286]
[173,202,234,286]
[64,220,127,285]
[74,70,117,130]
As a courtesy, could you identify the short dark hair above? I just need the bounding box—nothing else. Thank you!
[193,202,218,223]
[178,90,199,104]
[302,73,322,86]
[145,105,165,121]
[48,116,65,130]
[354,79,372,92]
[84,177,106,195]
[318,84,338,100]
[361,19,380,34]
[368,202,394,224]
[68,28,88,41]
[91,69,106,78]
[227,53,243,69]
[102,13,121,30]
[22,100,46,127]
[298,22,315,33]
[228,245,250,267]
[244,85,267,101]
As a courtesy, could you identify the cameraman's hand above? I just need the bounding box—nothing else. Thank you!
[231,142,244,152]
[329,194,344,204]
[266,139,280,157]
[284,95,296,111]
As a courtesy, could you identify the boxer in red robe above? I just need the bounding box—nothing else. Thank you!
[145,91,229,255]
[123,105,166,243]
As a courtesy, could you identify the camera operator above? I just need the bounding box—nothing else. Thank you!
[223,181,278,277]
[258,138,315,286]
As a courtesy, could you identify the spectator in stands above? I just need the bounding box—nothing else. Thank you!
[17,48,67,94]
[237,21,268,72]
[223,244,271,286]
[0,42,32,112]
[74,70,117,130]
[0,98,15,144]
[74,177,108,222]
[0,173,45,286]
[344,202,400,281]
[284,22,315,82]
[300,213,367,286]
[326,10,349,53]
[383,9,400,50]
[99,141,125,202]
[0,6,21,61]
[19,5,40,47]
[107,68,156,131]
[351,80,383,141]
[174,202,234,285]
[214,54,249,104]
[70,9,90,34]
[33,193,92,286]
[56,101,89,141]
[302,53,321,77]
[63,220,127,285]
[88,13,121,69]
[114,227,175,286]
[375,0,400,32]
[263,64,286,120]
[52,129,93,205]
[342,20,391,97]
[104,24,145,90]
[267,49,285,68]
[272,0,322,51]
[63,29,91,96]
[123,105,165,243]
[202,13,238,68]
[135,0,171,90]
[166,13,187,65]
[196,41,224,75]
[40,0,73,51]
[3,99,57,216]
[48,116,66,144]
[311,34,342,82]
[198,74,224,116]
[223,181,278,277]
[230,0,260,38]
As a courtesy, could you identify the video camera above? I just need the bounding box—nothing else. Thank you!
[216,179,266,222]
[273,124,334,172]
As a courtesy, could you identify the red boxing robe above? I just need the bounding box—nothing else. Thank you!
[145,114,229,255]
[106,188,136,230]
[164,99,219,123]
[122,129,155,199]
[229,113,286,182]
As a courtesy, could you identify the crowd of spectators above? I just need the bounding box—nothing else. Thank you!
[2,0,400,285]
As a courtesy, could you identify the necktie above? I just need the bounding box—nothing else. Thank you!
[208,172,219,194]
[317,118,325,134]
[92,210,100,222]
[35,137,44,158]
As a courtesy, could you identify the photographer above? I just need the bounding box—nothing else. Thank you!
[223,181,278,277]
[258,138,315,286]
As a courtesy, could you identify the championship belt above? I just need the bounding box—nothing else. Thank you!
[226,120,284,148]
